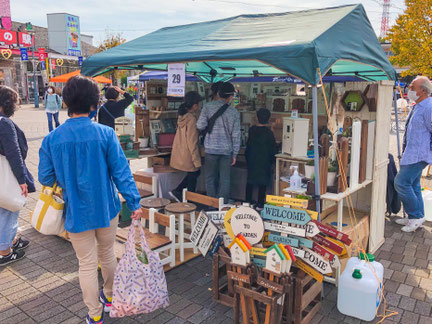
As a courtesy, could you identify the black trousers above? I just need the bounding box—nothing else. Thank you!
[175,170,201,193]
[245,183,267,208]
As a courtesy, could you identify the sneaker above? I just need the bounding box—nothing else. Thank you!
[401,218,425,232]
[169,190,182,202]
[395,218,410,226]
[12,237,30,251]
[99,290,112,313]
[0,250,25,266]
[86,311,104,324]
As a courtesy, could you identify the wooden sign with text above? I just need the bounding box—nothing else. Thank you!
[301,247,332,274]
[266,195,309,209]
[257,276,285,294]
[264,221,306,237]
[312,220,352,245]
[231,207,264,245]
[227,271,251,284]
[312,242,335,261]
[268,233,299,247]
[262,204,311,225]
[312,234,344,255]
[295,259,324,283]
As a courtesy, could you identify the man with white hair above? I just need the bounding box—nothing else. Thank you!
[395,76,432,232]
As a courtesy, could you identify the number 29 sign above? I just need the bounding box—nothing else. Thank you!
[167,63,186,97]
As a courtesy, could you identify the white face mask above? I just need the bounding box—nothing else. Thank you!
[47,88,53,94]
[407,89,419,101]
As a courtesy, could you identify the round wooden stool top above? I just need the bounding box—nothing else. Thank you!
[165,202,197,214]
[140,197,171,209]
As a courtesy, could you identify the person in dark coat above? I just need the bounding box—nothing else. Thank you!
[0,86,34,266]
[98,86,133,129]
[387,153,401,215]
[245,108,277,209]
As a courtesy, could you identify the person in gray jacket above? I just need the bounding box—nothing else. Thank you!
[197,82,240,203]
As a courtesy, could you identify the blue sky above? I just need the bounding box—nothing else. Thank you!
[11,0,405,45]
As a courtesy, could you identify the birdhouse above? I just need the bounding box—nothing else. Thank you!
[278,243,292,273]
[228,238,249,266]
[264,244,286,274]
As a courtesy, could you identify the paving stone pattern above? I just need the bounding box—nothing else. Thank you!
[1,106,432,323]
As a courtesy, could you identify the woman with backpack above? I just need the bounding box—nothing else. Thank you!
[44,85,62,132]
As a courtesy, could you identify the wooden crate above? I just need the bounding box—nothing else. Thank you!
[212,249,235,306]
[289,267,322,324]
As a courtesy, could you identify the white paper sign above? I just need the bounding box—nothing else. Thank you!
[198,221,218,256]
[231,207,264,245]
[167,63,186,97]
[264,221,306,237]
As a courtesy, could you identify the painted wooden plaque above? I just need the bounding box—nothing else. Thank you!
[190,211,208,245]
[262,204,311,225]
[295,259,324,283]
[312,234,344,255]
[291,247,306,258]
[265,249,283,274]
[266,195,309,209]
[268,233,299,247]
[312,220,352,245]
[230,207,264,245]
[291,236,314,248]
[198,221,219,256]
[300,247,332,274]
[264,221,306,237]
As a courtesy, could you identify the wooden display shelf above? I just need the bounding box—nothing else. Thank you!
[320,179,372,202]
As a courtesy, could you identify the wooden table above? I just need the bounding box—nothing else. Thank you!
[165,202,198,261]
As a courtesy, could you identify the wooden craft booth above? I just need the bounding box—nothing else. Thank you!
[82,4,398,322]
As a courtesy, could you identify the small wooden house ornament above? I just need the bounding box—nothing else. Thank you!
[278,243,292,273]
[228,237,248,266]
[236,234,252,263]
[264,244,286,274]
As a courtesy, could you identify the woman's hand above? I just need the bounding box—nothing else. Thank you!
[131,208,143,220]
[20,184,28,198]
[114,86,125,95]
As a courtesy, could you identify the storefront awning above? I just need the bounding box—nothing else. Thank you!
[82,4,396,85]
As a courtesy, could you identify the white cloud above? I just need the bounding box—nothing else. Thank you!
[10,0,405,44]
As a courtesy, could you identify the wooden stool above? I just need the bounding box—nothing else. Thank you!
[165,202,197,261]
[140,198,171,229]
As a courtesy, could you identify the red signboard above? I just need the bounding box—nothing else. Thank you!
[0,29,17,45]
[18,32,32,47]
[51,59,56,70]
[39,48,46,61]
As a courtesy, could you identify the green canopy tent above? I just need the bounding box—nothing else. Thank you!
[82,4,396,218]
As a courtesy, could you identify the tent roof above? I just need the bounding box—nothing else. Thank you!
[81,4,396,84]
[50,70,112,84]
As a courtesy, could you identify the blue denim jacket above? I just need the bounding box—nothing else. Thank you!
[38,117,141,233]
[401,97,432,166]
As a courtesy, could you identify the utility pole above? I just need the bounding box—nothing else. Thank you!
[27,22,39,108]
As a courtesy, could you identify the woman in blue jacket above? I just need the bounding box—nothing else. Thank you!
[0,86,33,266]
[38,76,143,324]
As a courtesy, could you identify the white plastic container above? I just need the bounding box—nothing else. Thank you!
[290,166,302,190]
[338,253,383,321]
[422,190,432,221]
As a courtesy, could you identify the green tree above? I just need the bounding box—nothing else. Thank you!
[96,32,127,83]
[386,0,432,77]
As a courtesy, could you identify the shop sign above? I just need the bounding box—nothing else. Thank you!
[264,221,306,237]
[230,206,264,245]
[0,29,17,45]
[51,58,56,70]
[300,247,332,274]
[190,211,208,245]
[295,259,324,283]
[262,204,311,225]
[20,48,28,61]
[197,221,218,256]
[167,63,185,97]
[78,56,83,66]
[18,32,32,47]
[266,195,309,209]
[312,220,352,245]
[268,233,299,247]
[38,48,46,61]
[40,61,46,70]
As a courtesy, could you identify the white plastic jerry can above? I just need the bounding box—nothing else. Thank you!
[337,266,381,321]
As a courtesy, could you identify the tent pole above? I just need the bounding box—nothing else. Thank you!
[312,85,321,220]
[393,89,402,160]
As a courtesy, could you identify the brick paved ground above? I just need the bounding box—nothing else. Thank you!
[1,105,431,324]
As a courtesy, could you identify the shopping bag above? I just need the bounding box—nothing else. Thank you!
[30,184,65,235]
[110,219,170,317]
[0,154,26,212]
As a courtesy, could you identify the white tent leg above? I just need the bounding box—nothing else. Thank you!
[312,86,321,220]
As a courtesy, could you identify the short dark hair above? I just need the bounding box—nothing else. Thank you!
[218,82,235,99]
[178,91,202,116]
[257,108,271,124]
[0,85,19,117]
[210,81,223,98]
[105,86,120,100]
[62,75,100,116]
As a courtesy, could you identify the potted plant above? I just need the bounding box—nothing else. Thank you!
[305,160,315,179]
[327,160,338,186]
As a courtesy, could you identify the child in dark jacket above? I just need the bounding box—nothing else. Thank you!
[245,108,277,209]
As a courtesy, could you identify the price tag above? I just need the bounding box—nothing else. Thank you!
[167,63,185,97]
[262,204,311,225]
[230,207,264,245]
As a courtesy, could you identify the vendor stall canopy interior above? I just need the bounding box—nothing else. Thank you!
[81,4,396,85]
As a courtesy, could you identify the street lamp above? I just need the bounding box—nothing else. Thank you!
[26,22,39,108]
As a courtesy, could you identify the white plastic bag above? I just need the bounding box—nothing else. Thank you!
[0,154,26,212]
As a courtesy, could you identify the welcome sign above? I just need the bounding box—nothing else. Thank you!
[262,204,311,225]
